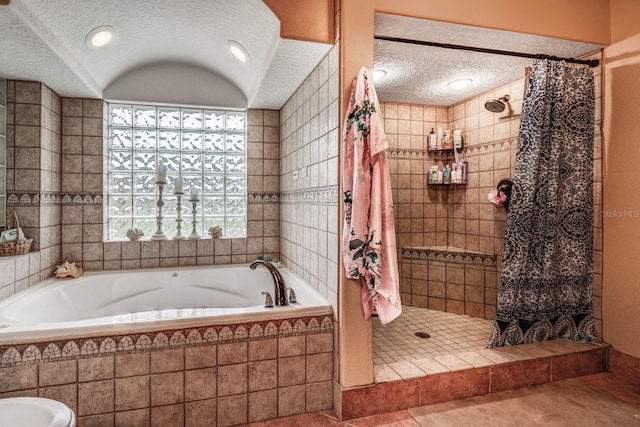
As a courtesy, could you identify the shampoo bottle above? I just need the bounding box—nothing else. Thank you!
[443,164,451,184]
[428,128,437,150]
[455,163,463,183]
[453,124,464,151]
[437,127,443,150]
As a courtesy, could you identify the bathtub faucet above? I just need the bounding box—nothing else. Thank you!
[250,259,288,306]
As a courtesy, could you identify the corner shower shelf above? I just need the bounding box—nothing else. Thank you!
[427,181,467,187]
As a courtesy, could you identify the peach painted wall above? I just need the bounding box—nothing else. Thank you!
[603,2,640,359]
[338,0,612,388]
[262,0,335,44]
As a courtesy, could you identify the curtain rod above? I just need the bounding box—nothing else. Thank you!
[374,35,600,68]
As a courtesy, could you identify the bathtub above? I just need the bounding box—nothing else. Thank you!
[0,264,332,342]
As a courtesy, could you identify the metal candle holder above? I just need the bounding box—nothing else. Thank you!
[151,181,168,240]
[188,197,201,240]
[173,192,186,240]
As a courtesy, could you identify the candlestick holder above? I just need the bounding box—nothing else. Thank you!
[173,192,186,240]
[151,181,168,240]
[188,198,201,239]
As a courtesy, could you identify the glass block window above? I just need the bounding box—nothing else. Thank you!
[107,103,247,240]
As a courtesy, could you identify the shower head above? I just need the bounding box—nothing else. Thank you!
[484,95,510,113]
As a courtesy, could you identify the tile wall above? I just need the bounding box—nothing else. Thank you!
[279,43,340,314]
[0,315,334,426]
[1,81,62,299]
[0,91,282,300]
[382,52,603,332]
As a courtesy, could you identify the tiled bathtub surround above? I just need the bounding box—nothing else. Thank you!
[400,248,498,319]
[0,88,282,300]
[0,315,334,426]
[3,81,62,288]
[279,43,340,313]
[381,52,603,333]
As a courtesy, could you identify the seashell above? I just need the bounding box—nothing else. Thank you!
[55,261,84,279]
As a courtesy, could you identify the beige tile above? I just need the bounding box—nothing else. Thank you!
[78,413,114,427]
[456,351,495,368]
[388,361,426,379]
[39,384,77,413]
[433,354,473,372]
[39,359,77,386]
[78,380,114,416]
[373,364,402,383]
[185,367,217,401]
[218,342,247,365]
[248,338,277,361]
[412,358,451,375]
[306,352,333,382]
[217,394,247,426]
[248,389,278,422]
[479,349,518,364]
[278,335,306,357]
[115,409,149,427]
[79,356,114,382]
[218,363,247,396]
[278,355,305,386]
[150,371,184,406]
[116,352,149,377]
[0,364,38,392]
[150,348,184,373]
[306,381,333,412]
[115,375,149,411]
[185,345,216,369]
[248,359,277,392]
[278,384,306,417]
[185,399,217,427]
[151,403,184,426]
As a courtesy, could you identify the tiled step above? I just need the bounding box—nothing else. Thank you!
[339,341,608,420]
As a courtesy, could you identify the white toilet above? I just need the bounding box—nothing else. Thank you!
[0,397,76,427]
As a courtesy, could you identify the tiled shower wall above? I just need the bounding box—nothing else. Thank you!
[382,53,603,332]
[0,85,281,300]
[279,43,340,314]
[1,81,62,299]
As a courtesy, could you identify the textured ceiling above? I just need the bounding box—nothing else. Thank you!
[374,14,603,106]
[0,0,332,109]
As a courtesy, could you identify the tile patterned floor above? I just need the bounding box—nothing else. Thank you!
[373,306,493,365]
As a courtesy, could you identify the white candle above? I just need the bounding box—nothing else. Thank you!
[189,187,199,201]
[156,165,167,183]
[174,176,183,194]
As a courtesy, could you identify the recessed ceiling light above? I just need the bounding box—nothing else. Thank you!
[373,69,387,82]
[228,40,250,63]
[86,26,113,48]
[447,78,473,90]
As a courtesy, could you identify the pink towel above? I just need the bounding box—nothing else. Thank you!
[342,67,402,324]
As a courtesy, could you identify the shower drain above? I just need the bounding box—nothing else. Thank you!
[415,332,431,339]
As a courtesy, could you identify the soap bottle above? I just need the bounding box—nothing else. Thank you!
[442,130,453,149]
[428,128,437,150]
[429,166,438,183]
[437,168,443,184]
[455,163,463,183]
[443,164,451,184]
[454,124,464,151]
[451,163,458,183]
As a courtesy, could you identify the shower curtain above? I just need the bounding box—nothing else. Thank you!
[488,60,599,347]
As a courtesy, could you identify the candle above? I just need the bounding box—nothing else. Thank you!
[156,165,167,183]
[174,176,183,194]
[189,187,199,201]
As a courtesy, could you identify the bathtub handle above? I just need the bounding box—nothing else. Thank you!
[288,288,297,304]
[262,291,274,308]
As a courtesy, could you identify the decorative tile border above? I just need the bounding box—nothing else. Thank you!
[6,192,104,206]
[402,247,497,266]
[0,315,333,367]
[280,186,339,205]
[247,193,280,204]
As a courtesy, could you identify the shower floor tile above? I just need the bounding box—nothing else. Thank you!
[373,305,493,366]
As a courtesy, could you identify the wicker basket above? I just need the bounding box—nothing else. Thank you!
[0,210,33,256]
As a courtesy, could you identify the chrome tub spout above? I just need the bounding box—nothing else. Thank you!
[250,259,288,306]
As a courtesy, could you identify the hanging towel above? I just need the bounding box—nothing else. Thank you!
[342,67,402,324]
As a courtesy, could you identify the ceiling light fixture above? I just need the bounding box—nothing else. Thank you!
[86,25,114,48]
[228,40,250,63]
[373,69,387,82]
[447,78,473,90]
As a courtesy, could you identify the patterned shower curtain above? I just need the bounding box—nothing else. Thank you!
[488,60,599,347]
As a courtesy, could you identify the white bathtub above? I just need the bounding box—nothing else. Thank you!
[0,264,332,342]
